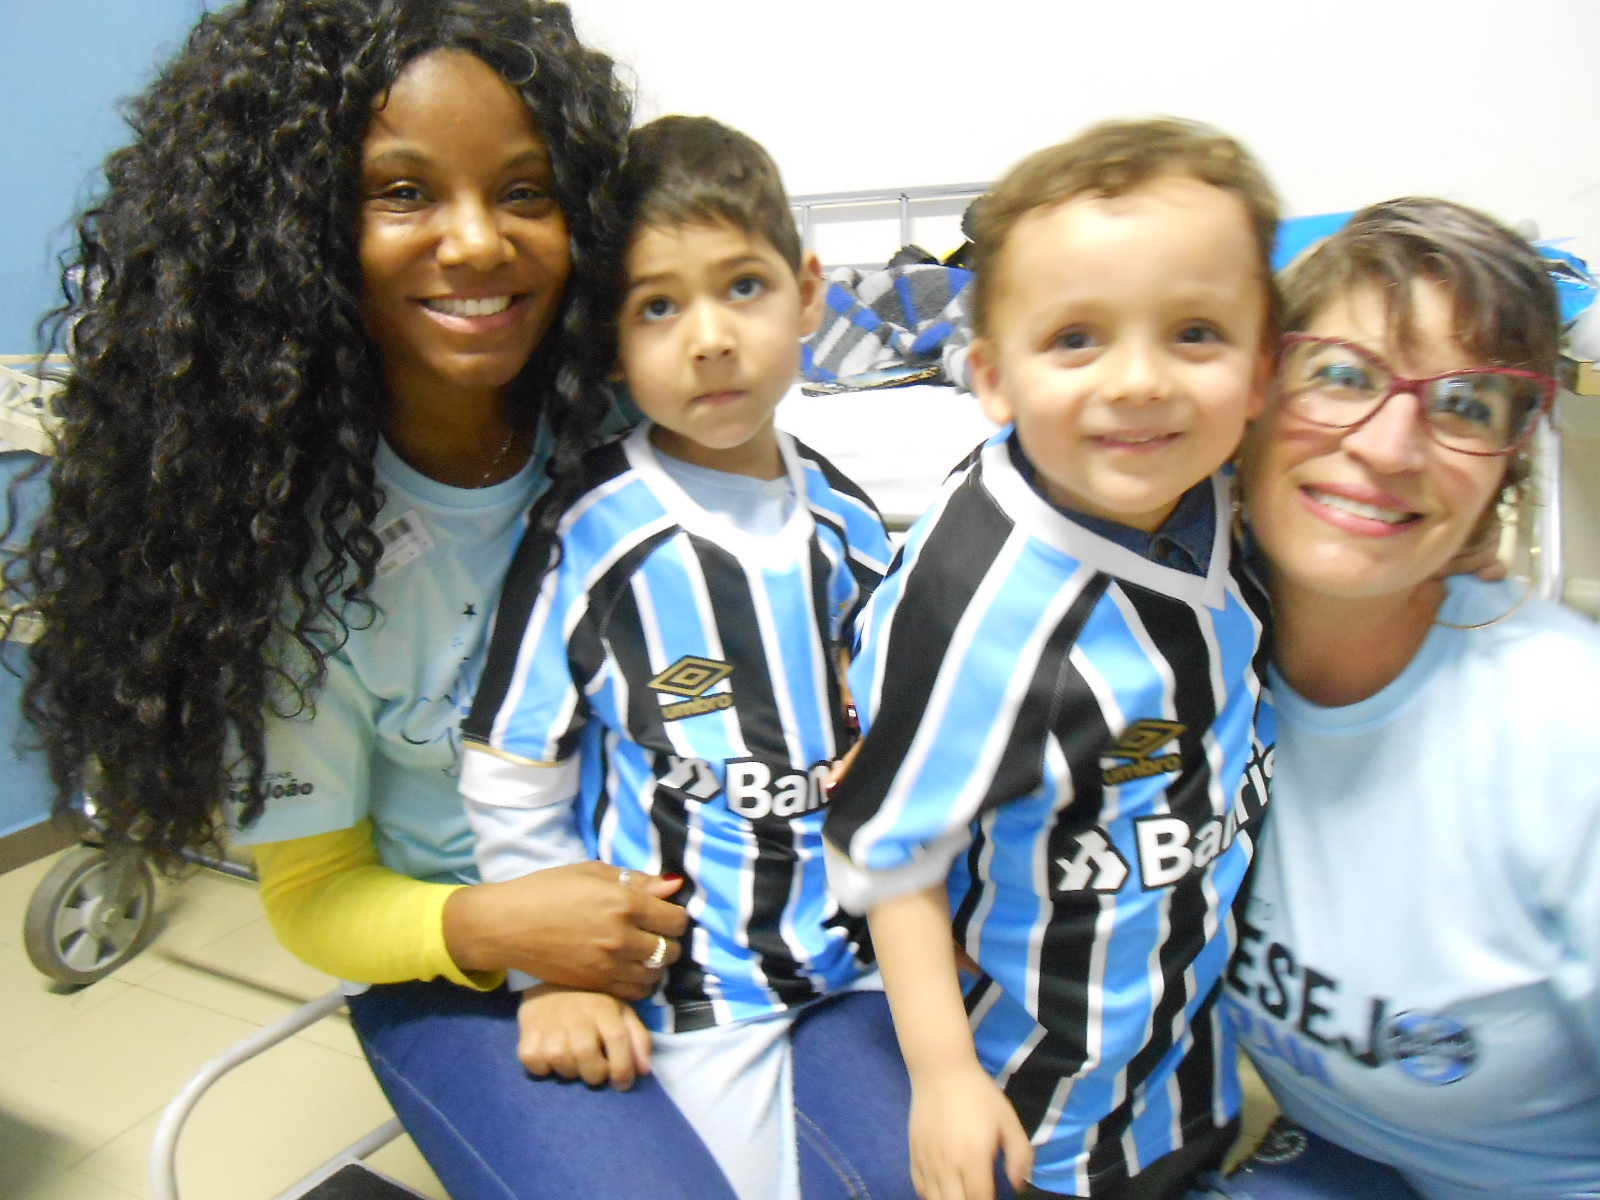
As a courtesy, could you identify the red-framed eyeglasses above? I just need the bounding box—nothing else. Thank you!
[1276,333,1556,457]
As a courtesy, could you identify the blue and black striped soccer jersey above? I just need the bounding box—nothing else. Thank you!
[465,425,893,1033]
[825,430,1275,1196]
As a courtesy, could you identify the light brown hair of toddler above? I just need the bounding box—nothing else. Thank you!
[969,117,1281,341]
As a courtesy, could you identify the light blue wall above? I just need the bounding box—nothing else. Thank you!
[1,451,52,838]
[0,0,211,355]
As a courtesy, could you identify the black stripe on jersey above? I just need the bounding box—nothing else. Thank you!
[1000,637,1125,1137]
[1093,584,1222,1163]
[983,574,1109,820]
[805,536,849,748]
[952,572,1109,987]
[825,469,1008,850]
[690,533,787,760]
[790,437,883,517]
[594,532,681,757]
[686,532,825,1011]
[463,439,633,745]
[807,513,861,624]
[536,530,672,761]
[822,896,874,967]
[644,746,714,1030]
[460,504,559,745]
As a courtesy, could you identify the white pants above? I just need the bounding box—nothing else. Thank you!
[649,973,886,1200]
[652,1010,800,1200]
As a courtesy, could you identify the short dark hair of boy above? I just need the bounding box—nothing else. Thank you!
[969,118,1282,342]
[620,114,802,272]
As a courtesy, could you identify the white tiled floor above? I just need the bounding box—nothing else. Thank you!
[0,849,448,1200]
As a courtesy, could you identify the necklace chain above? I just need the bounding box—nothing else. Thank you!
[478,426,516,487]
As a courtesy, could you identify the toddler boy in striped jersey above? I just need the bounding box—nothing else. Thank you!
[458,116,898,1200]
[824,120,1280,1200]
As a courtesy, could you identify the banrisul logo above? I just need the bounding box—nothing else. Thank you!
[649,655,734,722]
[1100,719,1185,786]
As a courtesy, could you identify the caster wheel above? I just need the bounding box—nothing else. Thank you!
[23,844,156,986]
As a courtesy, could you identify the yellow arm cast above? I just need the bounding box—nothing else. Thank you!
[252,819,503,991]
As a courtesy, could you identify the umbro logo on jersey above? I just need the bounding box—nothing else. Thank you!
[1100,718,1185,786]
[648,655,734,722]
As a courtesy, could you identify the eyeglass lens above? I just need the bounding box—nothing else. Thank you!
[1283,340,1542,453]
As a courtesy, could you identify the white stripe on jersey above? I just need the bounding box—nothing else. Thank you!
[777,819,823,989]
[1194,600,1230,822]
[1038,1074,1088,1197]
[733,801,770,1001]
[997,1020,1048,1093]
[966,806,1003,970]
[1027,740,1073,1018]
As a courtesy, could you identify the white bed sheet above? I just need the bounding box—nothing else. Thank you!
[776,382,998,527]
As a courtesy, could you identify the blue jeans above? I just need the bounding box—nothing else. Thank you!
[347,980,914,1199]
[1188,1120,1423,1200]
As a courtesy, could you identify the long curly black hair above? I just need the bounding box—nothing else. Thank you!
[17,0,633,864]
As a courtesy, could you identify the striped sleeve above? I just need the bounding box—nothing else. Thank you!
[465,447,667,764]
[824,469,1098,908]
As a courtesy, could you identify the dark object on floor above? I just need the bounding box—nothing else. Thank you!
[303,1164,427,1199]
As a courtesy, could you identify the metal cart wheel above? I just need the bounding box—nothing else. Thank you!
[24,842,156,986]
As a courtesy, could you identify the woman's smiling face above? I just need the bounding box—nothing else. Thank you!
[358,49,571,410]
[1244,280,1510,602]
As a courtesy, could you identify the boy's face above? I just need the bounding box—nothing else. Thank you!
[970,175,1269,532]
[618,221,824,478]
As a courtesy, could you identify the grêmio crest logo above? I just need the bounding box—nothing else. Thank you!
[1100,718,1185,786]
[648,655,734,722]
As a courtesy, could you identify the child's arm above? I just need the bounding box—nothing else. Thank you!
[461,750,590,996]
[463,748,658,1089]
[516,983,653,1090]
[872,886,1033,1200]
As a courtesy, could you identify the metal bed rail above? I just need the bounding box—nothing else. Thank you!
[149,988,414,1200]
[789,181,990,254]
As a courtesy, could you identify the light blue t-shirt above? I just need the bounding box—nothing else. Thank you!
[655,449,796,537]
[232,438,546,883]
[1223,577,1600,1199]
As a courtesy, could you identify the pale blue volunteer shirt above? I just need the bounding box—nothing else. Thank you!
[1224,577,1600,1199]
[232,436,548,883]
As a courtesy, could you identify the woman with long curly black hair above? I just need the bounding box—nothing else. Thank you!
[20,1,739,1195]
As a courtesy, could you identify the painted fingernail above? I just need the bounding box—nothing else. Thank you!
[844,702,859,732]
[663,873,684,883]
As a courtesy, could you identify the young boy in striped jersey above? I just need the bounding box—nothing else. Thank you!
[458,116,899,1200]
[824,120,1279,1200]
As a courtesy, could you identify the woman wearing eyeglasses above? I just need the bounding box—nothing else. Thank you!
[1202,198,1600,1199]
